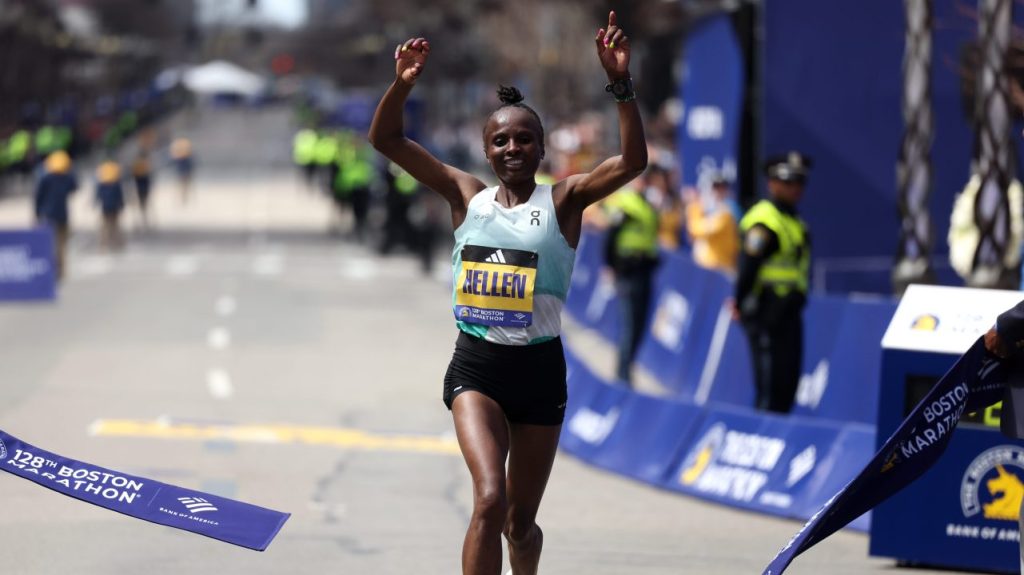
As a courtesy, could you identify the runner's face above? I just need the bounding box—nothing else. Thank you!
[483,108,543,186]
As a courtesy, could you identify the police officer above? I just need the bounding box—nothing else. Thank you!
[379,161,418,255]
[292,127,318,189]
[604,184,660,385]
[734,152,812,413]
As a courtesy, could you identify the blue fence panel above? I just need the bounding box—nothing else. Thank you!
[565,232,602,321]
[791,296,850,418]
[704,319,755,407]
[588,393,706,485]
[0,228,56,302]
[636,253,712,395]
[661,405,870,529]
[561,359,629,461]
[809,298,896,424]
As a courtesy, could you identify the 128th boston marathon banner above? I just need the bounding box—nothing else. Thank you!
[0,430,289,551]
[763,338,1007,574]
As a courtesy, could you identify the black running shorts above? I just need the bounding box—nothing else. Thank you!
[443,331,568,425]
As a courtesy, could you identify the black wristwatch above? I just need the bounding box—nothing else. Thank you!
[605,77,635,103]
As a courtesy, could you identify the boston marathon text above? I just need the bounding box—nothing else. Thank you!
[900,383,968,458]
[7,449,144,504]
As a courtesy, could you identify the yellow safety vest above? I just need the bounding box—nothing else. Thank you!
[389,163,417,195]
[8,130,30,161]
[605,189,659,258]
[740,200,809,296]
[314,135,339,166]
[293,129,317,165]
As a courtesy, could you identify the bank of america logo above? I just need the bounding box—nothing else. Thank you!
[484,250,507,264]
[178,496,218,514]
[513,313,527,320]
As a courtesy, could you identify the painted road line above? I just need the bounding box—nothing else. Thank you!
[166,255,199,277]
[252,253,283,276]
[340,258,378,281]
[215,296,237,317]
[90,419,461,456]
[73,255,114,278]
[206,368,234,399]
[207,327,231,350]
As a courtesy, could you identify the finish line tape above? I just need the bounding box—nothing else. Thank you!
[0,429,289,551]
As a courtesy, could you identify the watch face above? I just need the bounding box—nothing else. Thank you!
[613,83,628,96]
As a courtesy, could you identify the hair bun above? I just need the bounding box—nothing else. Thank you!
[497,85,525,105]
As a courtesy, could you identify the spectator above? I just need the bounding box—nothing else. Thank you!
[34,151,78,280]
[684,174,740,274]
[95,159,125,251]
[603,184,660,385]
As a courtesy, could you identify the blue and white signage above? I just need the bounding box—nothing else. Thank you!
[0,228,56,301]
[0,430,289,550]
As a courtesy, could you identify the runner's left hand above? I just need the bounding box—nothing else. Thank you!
[595,11,631,79]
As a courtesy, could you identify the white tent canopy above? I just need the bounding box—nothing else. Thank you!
[182,60,267,97]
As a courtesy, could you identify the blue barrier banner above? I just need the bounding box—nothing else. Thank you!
[808,299,895,423]
[585,390,705,485]
[763,339,1005,574]
[677,14,744,190]
[705,320,755,407]
[639,254,732,396]
[664,406,861,522]
[561,364,629,462]
[0,430,289,551]
[0,228,56,302]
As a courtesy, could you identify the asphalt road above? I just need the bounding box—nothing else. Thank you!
[0,107,976,574]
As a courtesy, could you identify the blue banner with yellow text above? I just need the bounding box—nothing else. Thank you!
[763,339,1006,574]
[0,430,289,551]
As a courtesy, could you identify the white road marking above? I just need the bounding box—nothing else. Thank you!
[215,296,237,317]
[341,258,378,281]
[166,255,199,276]
[73,255,113,277]
[252,253,283,276]
[206,369,234,399]
[207,327,231,350]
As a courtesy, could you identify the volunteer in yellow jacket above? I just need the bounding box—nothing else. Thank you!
[369,11,646,575]
[734,152,812,414]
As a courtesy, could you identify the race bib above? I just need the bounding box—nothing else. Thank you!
[455,245,537,327]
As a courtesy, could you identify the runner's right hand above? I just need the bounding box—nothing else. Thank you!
[395,37,430,86]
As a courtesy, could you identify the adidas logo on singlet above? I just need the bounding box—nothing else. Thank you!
[484,250,507,264]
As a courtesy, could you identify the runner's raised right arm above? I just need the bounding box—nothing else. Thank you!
[368,37,485,225]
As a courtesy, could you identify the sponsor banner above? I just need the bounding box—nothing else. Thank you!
[0,228,56,302]
[881,285,1022,355]
[704,319,756,407]
[0,430,289,551]
[636,253,733,396]
[564,232,621,341]
[676,14,744,192]
[763,338,1006,575]
[871,431,1024,573]
[587,391,706,485]
[794,297,896,423]
[664,407,857,522]
[560,363,629,462]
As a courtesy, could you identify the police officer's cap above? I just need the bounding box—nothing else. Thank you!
[763,151,812,183]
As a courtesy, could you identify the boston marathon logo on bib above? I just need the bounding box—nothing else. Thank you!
[456,245,537,327]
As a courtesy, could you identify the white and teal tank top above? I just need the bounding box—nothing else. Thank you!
[452,184,576,345]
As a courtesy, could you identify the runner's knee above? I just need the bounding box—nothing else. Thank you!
[472,483,507,526]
